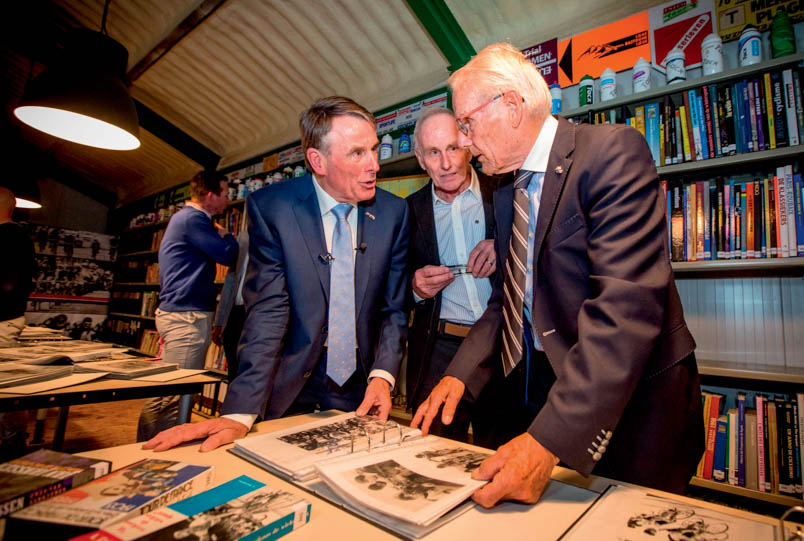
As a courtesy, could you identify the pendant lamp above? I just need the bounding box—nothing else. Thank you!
[13,28,140,151]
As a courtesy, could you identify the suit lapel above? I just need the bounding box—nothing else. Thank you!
[292,178,330,302]
[416,184,440,264]
[355,199,373,317]
[495,180,514,265]
[533,118,575,274]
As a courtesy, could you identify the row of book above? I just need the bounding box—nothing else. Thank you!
[214,206,247,235]
[149,228,165,251]
[196,381,229,416]
[139,329,160,356]
[660,164,804,261]
[0,450,309,540]
[204,342,228,374]
[102,317,144,348]
[144,262,159,284]
[587,67,804,168]
[698,391,804,498]
[140,290,159,317]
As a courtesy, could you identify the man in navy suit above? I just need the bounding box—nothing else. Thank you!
[144,96,410,452]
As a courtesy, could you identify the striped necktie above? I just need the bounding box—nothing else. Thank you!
[501,170,534,376]
[326,203,356,386]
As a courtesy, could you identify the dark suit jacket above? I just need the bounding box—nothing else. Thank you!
[221,175,410,419]
[445,117,704,491]
[405,172,498,408]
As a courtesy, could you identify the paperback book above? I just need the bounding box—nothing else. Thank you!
[71,475,310,541]
[8,459,214,537]
[73,360,177,379]
[0,449,110,517]
[231,411,421,482]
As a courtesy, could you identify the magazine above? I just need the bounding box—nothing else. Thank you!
[0,341,128,363]
[232,411,422,481]
[560,484,776,540]
[0,363,73,388]
[71,475,310,541]
[73,360,177,379]
[314,437,489,529]
[8,459,214,537]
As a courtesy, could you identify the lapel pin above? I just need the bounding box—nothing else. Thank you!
[554,166,564,175]
[365,211,375,220]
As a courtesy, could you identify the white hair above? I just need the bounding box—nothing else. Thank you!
[448,42,551,122]
[412,107,455,150]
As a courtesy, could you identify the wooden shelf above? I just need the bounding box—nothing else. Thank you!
[690,476,804,507]
[118,250,158,258]
[205,368,227,377]
[561,52,804,118]
[657,146,803,176]
[114,282,160,287]
[109,312,155,320]
[697,359,804,385]
[672,258,804,273]
[227,198,246,207]
[122,220,170,233]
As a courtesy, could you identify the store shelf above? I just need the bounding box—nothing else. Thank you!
[561,52,804,119]
[697,359,804,385]
[114,282,160,287]
[122,220,170,233]
[118,250,159,258]
[672,258,804,274]
[657,146,803,176]
[109,312,155,321]
[690,476,804,507]
[227,198,246,207]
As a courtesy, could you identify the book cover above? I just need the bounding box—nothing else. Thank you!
[746,80,759,151]
[696,393,711,478]
[777,168,790,257]
[746,409,759,491]
[783,69,799,146]
[73,360,177,379]
[719,84,736,155]
[688,90,703,160]
[784,165,797,258]
[737,393,746,487]
[727,408,737,485]
[0,450,110,518]
[702,85,715,159]
[756,395,767,492]
[794,174,804,256]
[792,68,804,143]
[679,105,693,162]
[712,416,728,482]
[696,93,709,160]
[71,475,310,541]
[771,71,789,147]
[644,102,661,167]
[703,393,722,480]
[764,72,777,149]
[9,459,214,536]
[709,85,722,157]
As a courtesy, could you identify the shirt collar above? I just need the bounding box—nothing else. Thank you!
[186,201,212,219]
[312,174,357,217]
[431,166,481,205]
[521,115,558,173]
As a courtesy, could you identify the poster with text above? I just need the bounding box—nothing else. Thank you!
[557,11,651,87]
[650,0,716,72]
[522,38,558,85]
[717,0,804,42]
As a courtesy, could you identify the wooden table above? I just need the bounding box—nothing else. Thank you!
[0,373,219,449]
[78,414,781,540]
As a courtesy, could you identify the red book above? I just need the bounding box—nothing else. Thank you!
[703,393,723,480]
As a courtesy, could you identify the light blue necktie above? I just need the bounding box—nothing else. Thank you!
[327,203,356,386]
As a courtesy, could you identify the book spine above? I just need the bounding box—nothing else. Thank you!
[689,90,703,160]
[764,72,777,149]
[783,69,800,146]
[746,411,759,490]
[738,393,746,487]
[785,165,797,258]
[778,167,790,257]
[679,105,693,161]
[747,79,759,151]
[757,395,767,491]
[763,177,771,258]
[720,84,736,154]
[795,174,804,255]
[710,85,722,157]
[703,395,721,479]
[753,78,766,151]
[772,71,789,147]
[793,68,804,143]
[792,399,802,494]
[728,409,738,485]
[697,93,711,159]
[713,416,728,482]
[755,180,764,258]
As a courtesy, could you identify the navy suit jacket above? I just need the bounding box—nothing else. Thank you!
[221,175,410,419]
[445,117,704,492]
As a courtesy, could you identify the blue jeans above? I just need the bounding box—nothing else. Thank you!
[137,309,212,441]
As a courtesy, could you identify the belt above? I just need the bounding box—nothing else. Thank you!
[437,319,473,338]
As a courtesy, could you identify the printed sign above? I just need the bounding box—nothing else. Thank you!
[522,38,558,85]
[558,11,651,87]
[650,0,716,71]
[717,0,804,42]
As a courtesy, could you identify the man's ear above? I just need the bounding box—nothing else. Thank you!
[414,148,426,171]
[504,90,524,129]
[307,147,326,177]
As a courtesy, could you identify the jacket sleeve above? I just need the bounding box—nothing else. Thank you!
[185,212,239,267]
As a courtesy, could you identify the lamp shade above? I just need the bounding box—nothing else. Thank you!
[14,29,140,151]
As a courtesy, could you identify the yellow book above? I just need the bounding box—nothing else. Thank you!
[679,105,692,161]
[659,123,665,166]
[764,72,776,149]
[634,106,646,137]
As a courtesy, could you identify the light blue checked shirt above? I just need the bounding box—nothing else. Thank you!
[521,115,558,350]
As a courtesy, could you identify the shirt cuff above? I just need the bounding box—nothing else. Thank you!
[369,369,395,391]
[222,413,257,430]
[413,290,424,303]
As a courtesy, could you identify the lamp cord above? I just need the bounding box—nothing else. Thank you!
[101,0,112,35]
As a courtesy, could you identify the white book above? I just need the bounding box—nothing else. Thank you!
[785,164,797,257]
[783,69,800,146]
[232,412,421,482]
[799,393,804,497]
[728,409,738,486]
[777,167,790,257]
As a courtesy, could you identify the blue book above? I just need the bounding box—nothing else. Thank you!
[75,475,311,540]
[696,93,710,160]
[712,415,728,482]
[682,187,688,261]
[644,102,661,167]
[741,80,754,152]
[689,90,703,160]
[794,173,804,256]
[732,82,745,153]
[710,85,722,157]
[738,393,746,487]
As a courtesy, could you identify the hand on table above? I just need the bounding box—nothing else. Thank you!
[355,377,392,420]
[142,417,249,453]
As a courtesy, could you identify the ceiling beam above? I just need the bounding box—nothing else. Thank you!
[404,0,475,73]
[127,0,228,81]
[134,100,220,170]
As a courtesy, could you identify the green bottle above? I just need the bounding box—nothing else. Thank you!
[770,9,796,58]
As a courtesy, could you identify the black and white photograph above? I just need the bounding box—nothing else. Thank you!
[28,224,118,262]
[278,415,401,454]
[351,459,463,513]
[414,447,490,474]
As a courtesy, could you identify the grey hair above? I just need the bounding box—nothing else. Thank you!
[448,42,551,122]
[413,107,456,150]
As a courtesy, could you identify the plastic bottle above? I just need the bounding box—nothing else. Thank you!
[379,133,393,160]
[665,48,686,84]
[294,165,306,177]
[399,131,411,154]
[770,9,796,58]
[632,57,651,93]
[578,75,594,106]
[600,68,617,101]
[701,33,724,76]
[738,25,762,66]
[549,83,562,113]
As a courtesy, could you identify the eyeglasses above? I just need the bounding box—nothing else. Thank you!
[455,93,504,135]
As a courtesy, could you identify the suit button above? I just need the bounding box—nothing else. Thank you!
[592,452,602,461]
[598,445,607,453]
[303,371,312,378]
[321,326,328,334]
